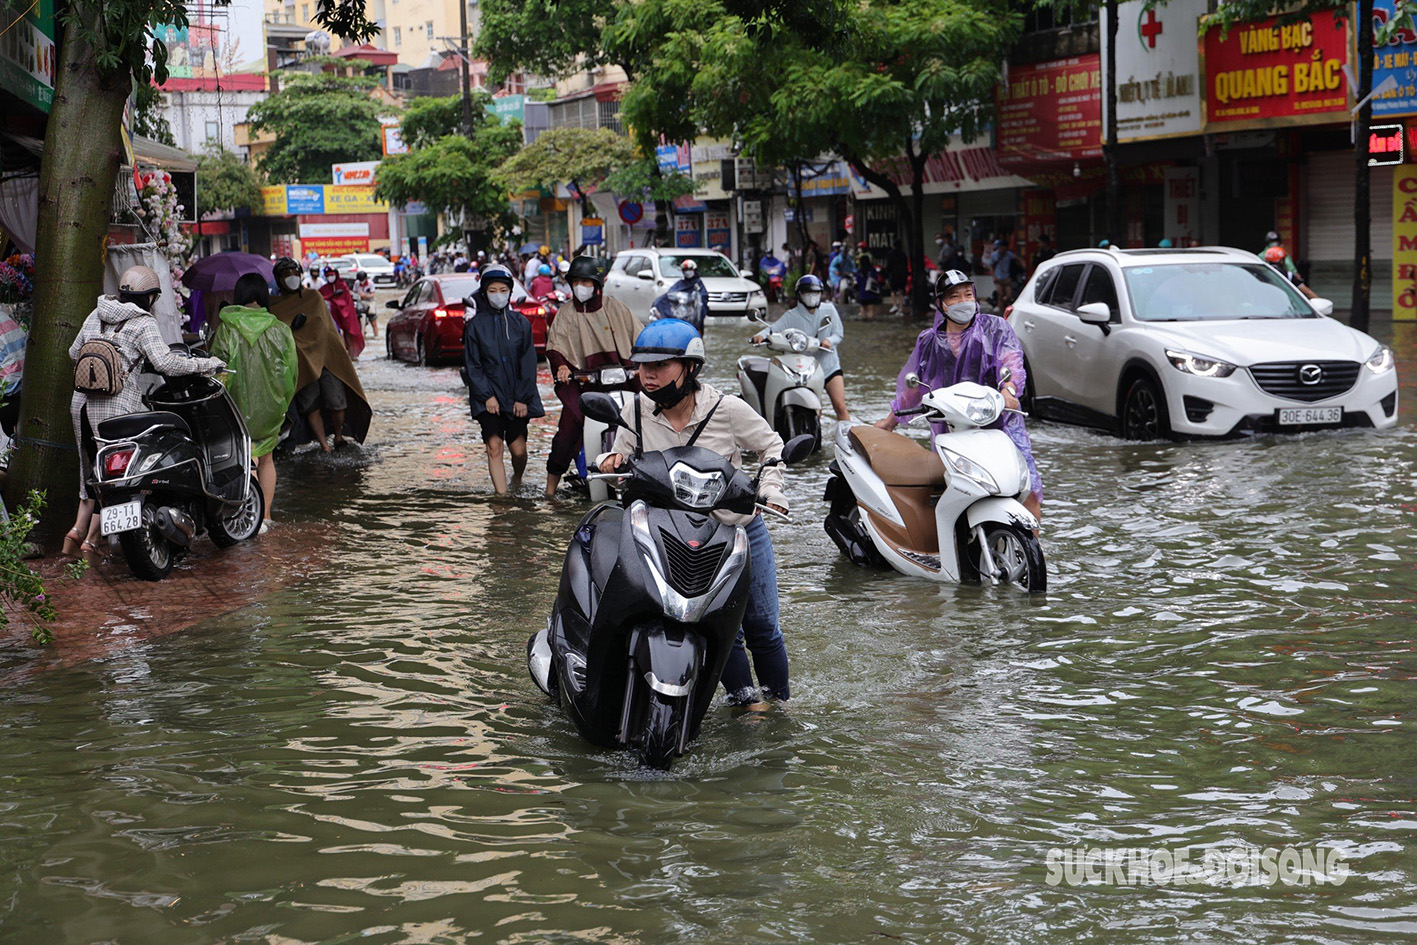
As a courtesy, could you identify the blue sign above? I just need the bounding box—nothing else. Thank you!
[581,220,604,246]
[618,200,644,225]
[1373,0,1417,117]
[404,201,427,215]
[655,145,679,173]
[286,185,325,214]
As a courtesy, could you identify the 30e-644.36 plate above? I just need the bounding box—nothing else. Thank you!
[1277,407,1342,426]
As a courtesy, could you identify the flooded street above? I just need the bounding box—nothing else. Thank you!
[2,314,1416,943]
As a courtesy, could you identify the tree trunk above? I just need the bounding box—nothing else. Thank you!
[846,153,925,315]
[791,163,809,255]
[3,13,130,545]
[1103,0,1123,244]
[1352,0,1375,331]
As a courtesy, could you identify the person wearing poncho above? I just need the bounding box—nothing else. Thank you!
[269,257,372,451]
[319,265,365,358]
[210,274,298,524]
[876,268,1043,524]
[542,255,641,497]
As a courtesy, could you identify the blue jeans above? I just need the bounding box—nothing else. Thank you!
[720,515,790,702]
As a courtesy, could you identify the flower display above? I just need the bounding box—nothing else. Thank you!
[0,253,35,304]
[137,169,194,291]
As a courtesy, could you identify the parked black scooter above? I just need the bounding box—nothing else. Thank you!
[528,392,813,768]
[90,368,263,580]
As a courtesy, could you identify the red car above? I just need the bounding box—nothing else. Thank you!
[384,274,557,365]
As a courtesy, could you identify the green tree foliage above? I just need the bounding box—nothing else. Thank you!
[245,66,387,184]
[375,121,523,229]
[400,92,493,149]
[474,0,607,83]
[495,127,636,214]
[601,159,698,203]
[196,145,265,214]
[132,82,175,146]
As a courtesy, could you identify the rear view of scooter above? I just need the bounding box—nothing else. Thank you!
[90,370,263,580]
[736,313,831,450]
[824,373,1045,592]
[569,364,637,502]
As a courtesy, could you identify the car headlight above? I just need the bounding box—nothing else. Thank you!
[1166,349,1237,378]
[940,447,1000,494]
[1365,345,1395,375]
[668,462,726,509]
[749,290,766,307]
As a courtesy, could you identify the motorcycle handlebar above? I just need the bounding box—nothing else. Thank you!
[895,406,927,416]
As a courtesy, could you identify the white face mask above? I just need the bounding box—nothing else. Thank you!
[800,291,822,309]
[573,285,596,303]
[935,238,944,246]
[486,290,511,309]
[944,300,978,325]
[282,275,301,291]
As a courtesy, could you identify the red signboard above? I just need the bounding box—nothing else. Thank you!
[997,55,1102,165]
[302,236,370,256]
[1203,15,1349,130]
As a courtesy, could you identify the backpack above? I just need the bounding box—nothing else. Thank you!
[73,321,131,396]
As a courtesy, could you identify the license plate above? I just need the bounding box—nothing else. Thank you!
[1278,406,1342,426]
[100,499,142,535]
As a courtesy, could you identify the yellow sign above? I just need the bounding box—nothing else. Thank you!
[325,184,387,214]
[256,184,388,217]
[259,186,288,215]
[1393,165,1417,320]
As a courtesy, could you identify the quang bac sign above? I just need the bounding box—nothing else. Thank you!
[1202,14,1350,131]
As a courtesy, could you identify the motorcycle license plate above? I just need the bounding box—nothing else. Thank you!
[100,499,142,536]
[1278,407,1341,426]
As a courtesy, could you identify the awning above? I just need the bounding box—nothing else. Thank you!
[672,194,707,213]
[132,136,198,173]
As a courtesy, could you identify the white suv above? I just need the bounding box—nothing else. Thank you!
[603,249,767,320]
[1008,247,1398,438]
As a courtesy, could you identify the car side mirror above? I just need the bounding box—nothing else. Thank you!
[779,434,815,465]
[385,299,402,310]
[637,269,655,280]
[1077,302,1112,326]
[1309,297,1335,317]
[580,392,623,426]
[905,372,923,389]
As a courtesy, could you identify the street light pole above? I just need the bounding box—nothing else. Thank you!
[458,0,473,136]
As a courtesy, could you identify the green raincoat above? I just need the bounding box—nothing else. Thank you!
[211,304,299,457]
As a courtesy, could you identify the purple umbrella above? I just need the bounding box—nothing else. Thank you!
[180,251,275,293]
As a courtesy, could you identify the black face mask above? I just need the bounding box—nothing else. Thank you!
[646,372,693,413]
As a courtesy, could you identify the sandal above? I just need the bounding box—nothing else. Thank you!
[80,538,102,557]
[62,528,84,557]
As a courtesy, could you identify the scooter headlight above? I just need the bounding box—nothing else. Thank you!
[1365,345,1395,375]
[785,329,809,353]
[940,447,1000,494]
[599,366,629,385]
[668,462,726,509]
[958,393,1002,426]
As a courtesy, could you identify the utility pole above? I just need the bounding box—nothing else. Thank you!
[458,0,473,136]
[1103,0,1123,245]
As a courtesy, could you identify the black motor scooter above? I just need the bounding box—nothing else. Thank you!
[528,392,813,768]
[90,369,263,580]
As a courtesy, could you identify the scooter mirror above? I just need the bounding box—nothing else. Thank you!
[780,434,815,465]
[998,367,1012,388]
[905,372,922,389]
[580,392,623,426]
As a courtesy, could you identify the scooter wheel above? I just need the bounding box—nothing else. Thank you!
[638,690,689,770]
[974,522,1047,593]
[210,475,265,547]
[118,504,174,581]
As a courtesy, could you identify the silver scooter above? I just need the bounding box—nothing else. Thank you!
[735,313,832,451]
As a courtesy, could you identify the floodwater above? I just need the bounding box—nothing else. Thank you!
[2,313,1415,944]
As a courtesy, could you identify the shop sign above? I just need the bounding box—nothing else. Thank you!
[675,214,702,248]
[302,236,370,256]
[997,55,1102,164]
[705,210,731,250]
[0,0,55,112]
[1163,167,1201,242]
[486,94,525,124]
[332,161,379,185]
[324,184,387,214]
[581,217,605,247]
[1369,124,1405,165]
[1202,15,1349,131]
[259,185,387,216]
[1371,0,1417,118]
[1101,0,1206,141]
[299,222,369,239]
[657,143,691,174]
[381,124,407,155]
[1392,166,1417,320]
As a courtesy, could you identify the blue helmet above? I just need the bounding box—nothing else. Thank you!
[795,273,824,297]
[538,263,552,276]
[631,318,706,364]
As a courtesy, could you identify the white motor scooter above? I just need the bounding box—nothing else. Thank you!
[736,314,830,451]
[823,372,1045,592]
[571,365,636,502]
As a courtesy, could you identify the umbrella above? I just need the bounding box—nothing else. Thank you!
[181,251,275,293]
[519,241,541,255]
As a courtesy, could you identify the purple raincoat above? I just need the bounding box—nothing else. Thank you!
[890,308,1043,499]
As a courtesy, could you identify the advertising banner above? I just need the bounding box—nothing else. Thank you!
[705,210,732,250]
[0,0,55,112]
[259,185,387,216]
[299,222,369,239]
[675,214,702,248]
[1202,15,1350,130]
[581,217,605,247]
[324,184,387,214]
[381,124,407,155]
[1392,166,1417,320]
[302,237,370,256]
[1163,166,1201,243]
[286,185,325,214]
[332,161,379,185]
[1101,0,1205,140]
[1372,0,1417,118]
[997,55,1103,164]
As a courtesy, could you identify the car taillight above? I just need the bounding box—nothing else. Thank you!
[1004,305,1014,318]
[104,448,135,477]
[433,308,448,319]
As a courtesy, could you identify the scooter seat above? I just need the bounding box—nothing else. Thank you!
[848,425,945,487]
[96,411,191,441]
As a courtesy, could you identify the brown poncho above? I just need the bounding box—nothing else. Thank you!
[545,295,640,373]
[269,287,372,444]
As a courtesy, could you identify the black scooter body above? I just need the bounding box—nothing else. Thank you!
[541,445,756,767]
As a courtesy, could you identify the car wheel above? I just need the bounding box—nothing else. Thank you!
[416,333,430,367]
[385,330,394,360]
[1121,376,1169,440]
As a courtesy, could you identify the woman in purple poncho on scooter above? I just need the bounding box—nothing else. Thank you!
[875,269,1044,523]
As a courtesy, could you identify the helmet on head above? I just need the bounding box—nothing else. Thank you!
[1158,238,1174,249]
[119,265,161,294]
[538,244,550,256]
[538,263,552,276]
[933,268,974,300]
[632,318,705,365]
[480,263,515,291]
[795,273,824,297]
[1265,230,1281,245]
[273,256,302,277]
[567,255,608,287]
[323,265,338,275]
[1262,245,1288,264]
[558,259,571,274]
[857,241,867,250]
[680,258,698,274]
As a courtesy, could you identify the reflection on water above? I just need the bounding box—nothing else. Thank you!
[1,318,1415,942]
